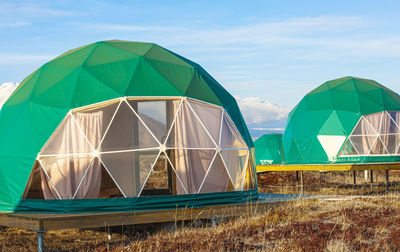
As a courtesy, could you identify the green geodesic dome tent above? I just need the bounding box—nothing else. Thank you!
[282,77,400,165]
[254,134,284,166]
[0,40,258,213]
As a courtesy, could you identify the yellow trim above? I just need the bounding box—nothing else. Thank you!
[257,163,400,172]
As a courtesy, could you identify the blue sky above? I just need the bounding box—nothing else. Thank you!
[1,0,400,135]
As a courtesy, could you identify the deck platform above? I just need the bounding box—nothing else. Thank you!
[0,193,300,232]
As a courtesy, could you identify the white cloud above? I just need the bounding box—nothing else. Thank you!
[0,53,54,64]
[173,16,365,46]
[73,22,179,32]
[0,82,18,108]
[234,95,291,125]
[0,2,80,18]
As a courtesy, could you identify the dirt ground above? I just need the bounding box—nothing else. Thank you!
[1,171,400,251]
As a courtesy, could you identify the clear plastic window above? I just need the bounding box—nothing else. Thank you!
[339,111,400,156]
[24,97,254,199]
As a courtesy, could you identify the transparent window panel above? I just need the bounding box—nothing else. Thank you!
[186,99,222,145]
[39,168,60,199]
[364,112,384,133]
[166,101,216,148]
[226,179,235,192]
[351,117,377,136]
[141,155,174,196]
[243,159,256,191]
[98,164,124,198]
[127,99,180,144]
[370,137,388,155]
[72,101,120,150]
[220,150,248,191]
[386,112,400,134]
[39,155,94,199]
[340,139,358,155]
[101,101,159,152]
[377,112,397,135]
[167,149,215,194]
[381,134,400,154]
[397,141,400,154]
[388,111,400,131]
[349,135,377,155]
[73,158,102,199]
[220,112,247,149]
[199,153,230,194]
[100,150,158,197]
[41,114,92,155]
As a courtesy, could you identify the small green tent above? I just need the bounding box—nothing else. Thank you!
[254,134,284,165]
[0,40,258,213]
[282,77,400,165]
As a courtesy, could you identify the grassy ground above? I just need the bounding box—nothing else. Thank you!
[258,170,400,195]
[2,171,400,251]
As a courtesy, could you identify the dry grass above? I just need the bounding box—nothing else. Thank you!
[121,194,400,251]
[2,171,400,251]
[2,195,400,251]
[258,170,400,195]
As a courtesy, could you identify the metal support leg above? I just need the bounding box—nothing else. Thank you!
[370,170,373,189]
[35,231,44,252]
[353,170,356,185]
[386,170,390,192]
[300,171,304,195]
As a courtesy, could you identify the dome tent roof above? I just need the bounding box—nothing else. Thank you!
[0,40,255,212]
[282,76,400,165]
[254,134,284,165]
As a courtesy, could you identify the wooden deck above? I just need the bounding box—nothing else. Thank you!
[0,194,299,232]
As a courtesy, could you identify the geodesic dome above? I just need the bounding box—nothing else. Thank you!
[282,77,400,165]
[254,134,284,165]
[0,40,257,213]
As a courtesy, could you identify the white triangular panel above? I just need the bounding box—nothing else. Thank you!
[317,135,346,160]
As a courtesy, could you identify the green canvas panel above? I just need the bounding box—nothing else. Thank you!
[51,43,95,62]
[358,90,385,115]
[283,139,303,163]
[0,40,255,213]
[318,111,347,135]
[335,110,362,135]
[31,64,79,98]
[304,90,333,111]
[145,44,193,67]
[31,68,81,108]
[2,190,259,214]
[304,137,328,162]
[6,70,41,106]
[382,91,400,110]
[70,70,123,108]
[254,134,284,165]
[125,58,184,96]
[184,73,223,106]
[85,42,139,66]
[329,88,360,113]
[103,40,153,56]
[282,76,400,164]
[362,88,385,108]
[306,110,333,133]
[146,58,194,94]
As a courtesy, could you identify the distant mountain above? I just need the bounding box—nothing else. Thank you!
[249,128,284,140]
